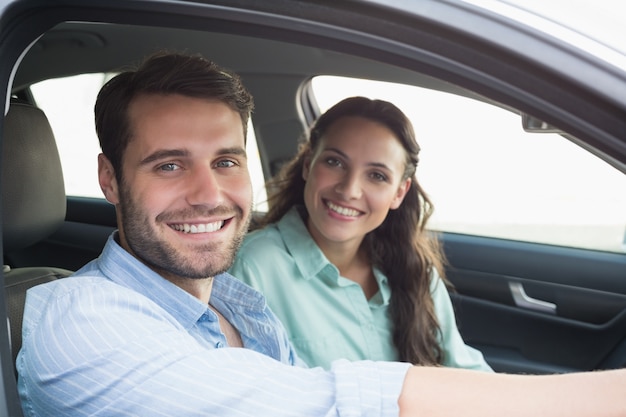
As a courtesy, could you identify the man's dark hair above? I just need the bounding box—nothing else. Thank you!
[94,51,254,182]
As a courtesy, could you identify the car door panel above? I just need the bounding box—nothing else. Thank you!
[443,233,626,374]
[5,197,116,272]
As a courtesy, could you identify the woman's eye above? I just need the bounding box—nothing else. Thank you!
[325,157,342,167]
[371,172,388,182]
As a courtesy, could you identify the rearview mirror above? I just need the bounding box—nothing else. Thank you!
[521,113,562,133]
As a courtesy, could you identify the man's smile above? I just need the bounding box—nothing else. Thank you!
[169,220,226,233]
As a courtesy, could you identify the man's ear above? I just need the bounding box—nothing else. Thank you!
[390,178,412,210]
[98,153,120,204]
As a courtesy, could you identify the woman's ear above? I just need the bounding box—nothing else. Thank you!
[302,153,312,181]
[98,153,120,204]
[390,178,412,210]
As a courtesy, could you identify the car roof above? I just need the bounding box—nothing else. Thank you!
[4,0,626,174]
[483,0,626,56]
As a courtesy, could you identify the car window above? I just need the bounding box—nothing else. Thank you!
[311,75,626,254]
[30,74,268,210]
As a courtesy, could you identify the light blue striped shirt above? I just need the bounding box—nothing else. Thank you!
[17,233,411,416]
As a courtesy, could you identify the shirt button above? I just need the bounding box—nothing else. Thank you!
[216,341,224,348]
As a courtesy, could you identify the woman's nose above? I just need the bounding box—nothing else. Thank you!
[334,172,362,200]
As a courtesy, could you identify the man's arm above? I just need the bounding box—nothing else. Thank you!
[18,279,409,417]
[399,365,626,417]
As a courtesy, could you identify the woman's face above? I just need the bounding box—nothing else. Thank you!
[302,115,411,250]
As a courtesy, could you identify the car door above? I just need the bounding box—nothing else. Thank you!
[445,233,626,374]
[2,1,626,416]
[16,0,626,376]
[6,196,118,272]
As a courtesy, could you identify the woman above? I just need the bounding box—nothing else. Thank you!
[229,96,490,370]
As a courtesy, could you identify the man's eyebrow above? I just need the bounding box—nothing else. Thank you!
[140,149,189,165]
[219,146,247,157]
[139,147,247,166]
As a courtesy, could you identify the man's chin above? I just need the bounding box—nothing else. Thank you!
[176,252,236,279]
[154,265,222,281]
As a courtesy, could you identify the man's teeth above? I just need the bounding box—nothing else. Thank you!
[327,201,359,217]
[172,221,224,233]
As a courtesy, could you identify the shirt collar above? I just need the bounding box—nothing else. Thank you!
[276,207,390,305]
[372,268,391,305]
[97,233,267,329]
[277,206,339,281]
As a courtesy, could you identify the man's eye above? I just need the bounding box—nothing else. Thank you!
[158,163,180,172]
[216,159,237,168]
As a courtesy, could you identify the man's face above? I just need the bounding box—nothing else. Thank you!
[98,93,252,281]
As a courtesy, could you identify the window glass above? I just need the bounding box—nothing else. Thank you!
[311,76,626,253]
[30,74,267,210]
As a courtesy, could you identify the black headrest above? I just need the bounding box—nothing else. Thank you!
[2,102,66,252]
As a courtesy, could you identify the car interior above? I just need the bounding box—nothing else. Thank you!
[1,1,625,415]
[2,101,74,370]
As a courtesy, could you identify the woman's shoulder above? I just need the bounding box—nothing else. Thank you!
[230,223,295,287]
[240,207,307,252]
[240,223,284,251]
[234,224,295,271]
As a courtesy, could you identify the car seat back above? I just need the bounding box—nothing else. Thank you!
[1,102,73,370]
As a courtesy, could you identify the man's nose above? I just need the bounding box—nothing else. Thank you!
[185,164,223,207]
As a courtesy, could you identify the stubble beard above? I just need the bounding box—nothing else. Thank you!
[118,186,251,280]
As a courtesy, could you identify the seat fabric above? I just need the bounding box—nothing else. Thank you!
[2,102,73,372]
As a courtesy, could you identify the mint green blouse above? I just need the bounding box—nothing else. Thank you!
[229,206,492,371]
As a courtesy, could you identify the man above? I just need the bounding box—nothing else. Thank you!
[17,52,626,417]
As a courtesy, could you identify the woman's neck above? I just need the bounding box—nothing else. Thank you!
[319,240,379,300]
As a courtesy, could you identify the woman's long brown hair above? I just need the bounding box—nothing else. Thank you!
[259,96,449,365]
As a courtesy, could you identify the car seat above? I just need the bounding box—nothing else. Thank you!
[1,101,73,371]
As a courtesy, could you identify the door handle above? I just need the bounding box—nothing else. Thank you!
[509,282,557,314]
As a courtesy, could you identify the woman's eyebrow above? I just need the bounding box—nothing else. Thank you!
[325,146,391,170]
